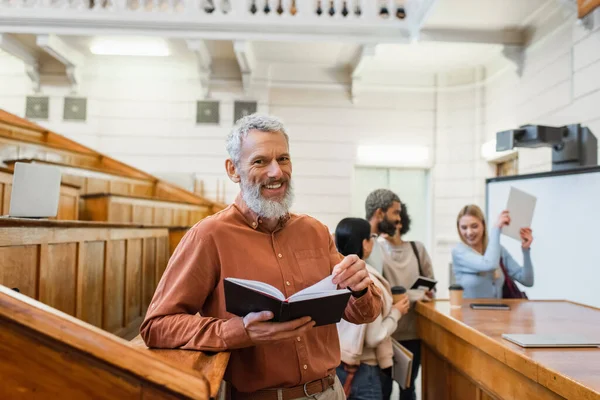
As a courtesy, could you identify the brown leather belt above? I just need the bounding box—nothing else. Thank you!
[229,375,336,400]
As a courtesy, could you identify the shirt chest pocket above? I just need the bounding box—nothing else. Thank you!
[293,248,330,284]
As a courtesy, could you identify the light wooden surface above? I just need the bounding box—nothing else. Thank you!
[0,285,210,399]
[578,0,600,17]
[131,334,231,399]
[80,193,210,227]
[0,219,170,339]
[0,167,80,220]
[416,299,600,400]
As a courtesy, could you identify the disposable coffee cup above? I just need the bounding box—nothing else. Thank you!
[449,284,464,308]
[391,286,407,304]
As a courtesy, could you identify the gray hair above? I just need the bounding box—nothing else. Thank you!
[226,113,289,166]
[365,189,400,220]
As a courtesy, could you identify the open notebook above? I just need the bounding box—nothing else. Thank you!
[224,275,352,327]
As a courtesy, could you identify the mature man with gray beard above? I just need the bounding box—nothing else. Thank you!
[140,114,382,400]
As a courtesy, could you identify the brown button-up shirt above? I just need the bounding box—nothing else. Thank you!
[140,195,382,393]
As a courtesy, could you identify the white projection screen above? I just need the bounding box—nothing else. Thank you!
[486,167,600,308]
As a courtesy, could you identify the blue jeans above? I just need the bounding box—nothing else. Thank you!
[336,363,382,400]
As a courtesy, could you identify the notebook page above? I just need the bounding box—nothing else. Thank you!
[225,278,285,301]
[288,275,337,300]
[288,289,351,303]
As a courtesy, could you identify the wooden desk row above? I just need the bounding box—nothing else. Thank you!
[0,218,171,339]
[416,299,600,400]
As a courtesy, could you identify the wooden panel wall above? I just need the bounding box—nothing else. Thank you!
[0,225,170,339]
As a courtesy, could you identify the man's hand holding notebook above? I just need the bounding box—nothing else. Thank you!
[224,275,352,327]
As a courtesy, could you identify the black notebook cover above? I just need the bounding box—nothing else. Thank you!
[410,276,437,290]
[224,279,352,327]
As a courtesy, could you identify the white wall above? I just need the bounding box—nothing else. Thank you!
[484,19,600,174]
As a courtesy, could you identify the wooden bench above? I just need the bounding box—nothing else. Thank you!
[80,193,210,227]
[0,218,170,339]
[131,334,230,399]
[0,285,211,399]
[0,166,80,220]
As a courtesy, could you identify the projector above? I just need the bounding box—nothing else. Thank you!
[496,124,597,171]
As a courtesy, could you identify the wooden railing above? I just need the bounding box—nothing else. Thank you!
[0,285,212,399]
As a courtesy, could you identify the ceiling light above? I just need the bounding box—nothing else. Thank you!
[356,144,431,168]
[90,37,170,57]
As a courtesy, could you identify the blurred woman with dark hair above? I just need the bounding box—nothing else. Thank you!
[379,201,435,400]
[335,217,409,400]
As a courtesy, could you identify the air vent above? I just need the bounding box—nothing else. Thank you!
[25,96,49,120]
[63,97,87,121]
[196,101,220,124]
[234,101,257,122]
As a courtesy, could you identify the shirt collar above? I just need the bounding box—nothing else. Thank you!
[233,193,291,231]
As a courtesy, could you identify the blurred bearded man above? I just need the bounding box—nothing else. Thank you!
[140,114,382,400]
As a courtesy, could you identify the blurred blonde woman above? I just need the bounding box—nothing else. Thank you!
[452,204,534,299]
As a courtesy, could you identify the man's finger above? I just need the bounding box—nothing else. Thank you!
[346,276,371,293]
[265,316,312,333]
[333,262,362,285]
[244,311,274,327]
[337,269,368,289]
[332,255,359,277]
[270,320,316,341]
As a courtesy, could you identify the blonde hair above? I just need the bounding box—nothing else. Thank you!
[456,204,488,252]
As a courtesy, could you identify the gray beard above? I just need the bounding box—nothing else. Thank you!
[240,177,294,219]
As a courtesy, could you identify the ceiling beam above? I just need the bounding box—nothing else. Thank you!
[419,28,526,45]
[36,34,84,92]
[233,40,256,95]
[407,0,440,41]
[350,44,377,104]
[0,33,40,92]
[186,39,212,98]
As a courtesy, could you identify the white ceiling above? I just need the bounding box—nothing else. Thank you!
[424,0,553,30]
[1,0,568,88]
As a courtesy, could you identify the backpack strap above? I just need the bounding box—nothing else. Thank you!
[410,241,423,277]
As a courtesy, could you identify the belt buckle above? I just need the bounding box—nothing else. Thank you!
[302,381,319,399]
[302,378,323,399]
[303,375,333,399]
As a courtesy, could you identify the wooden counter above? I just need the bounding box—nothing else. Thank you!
[416,299,600,400]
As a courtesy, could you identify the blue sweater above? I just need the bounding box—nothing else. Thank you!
[451,228,534,299]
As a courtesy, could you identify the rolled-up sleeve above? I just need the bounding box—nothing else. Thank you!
[140,228,254,351]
